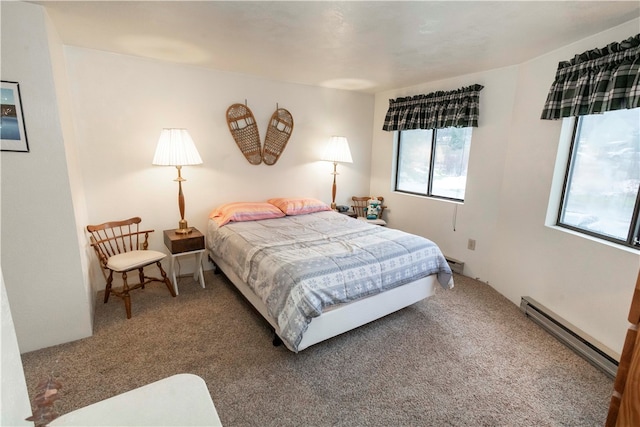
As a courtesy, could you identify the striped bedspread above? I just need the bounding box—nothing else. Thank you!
[207,210,453,351]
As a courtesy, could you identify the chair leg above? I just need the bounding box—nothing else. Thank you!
[157,261,177,297]
[138,268,145,289]
[123,295,132,319]
[104,270,114,303]
[122,271,132,319]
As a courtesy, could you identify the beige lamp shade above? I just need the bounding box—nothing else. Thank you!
[322,136,353,164]
[152,128,203,166]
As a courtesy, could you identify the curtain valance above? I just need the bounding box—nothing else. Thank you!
[382,84,484,131]
[541,34,640,120]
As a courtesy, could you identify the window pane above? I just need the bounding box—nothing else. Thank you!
[396,130,432,194]
[560,109,640,241]
[431,127,472,200]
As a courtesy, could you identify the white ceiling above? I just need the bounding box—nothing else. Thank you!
[34,1,640,93]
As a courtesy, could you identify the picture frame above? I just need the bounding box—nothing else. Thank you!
[1,81,29,152]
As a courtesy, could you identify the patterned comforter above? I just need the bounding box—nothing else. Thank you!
[207,210,453,351]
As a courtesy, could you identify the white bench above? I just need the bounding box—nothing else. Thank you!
[49,374,222,426]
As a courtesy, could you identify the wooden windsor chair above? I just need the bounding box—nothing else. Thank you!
[351,196,387,226]
[87,217,175,319]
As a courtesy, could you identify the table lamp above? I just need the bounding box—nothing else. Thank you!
[152,128,203,234]
[321,136,353,210]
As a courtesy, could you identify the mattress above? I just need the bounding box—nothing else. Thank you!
[207,210,453,351]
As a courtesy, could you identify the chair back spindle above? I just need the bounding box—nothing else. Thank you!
[87,217,153,269]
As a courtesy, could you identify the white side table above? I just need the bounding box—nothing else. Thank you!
[163,228,206,295]
[49,373,223,426]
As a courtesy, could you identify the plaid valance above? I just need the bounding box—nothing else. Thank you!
[541,34,640,120]
[382,84,484,131]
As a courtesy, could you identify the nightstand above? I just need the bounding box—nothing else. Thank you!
[339,210,357,218]
[163,228,206,295]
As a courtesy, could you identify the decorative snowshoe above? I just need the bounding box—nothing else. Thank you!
[262,108,294,165]
[226,103,262,165]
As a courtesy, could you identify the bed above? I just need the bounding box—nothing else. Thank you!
[206,198,453,352]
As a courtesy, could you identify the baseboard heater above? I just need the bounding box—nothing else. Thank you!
[445,256,464,274]
[520,296,618,379]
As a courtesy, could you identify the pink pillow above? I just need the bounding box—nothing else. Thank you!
[209,202,285,227]
[267,197,331,216]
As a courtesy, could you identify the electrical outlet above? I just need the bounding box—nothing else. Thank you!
[467,239,476,250]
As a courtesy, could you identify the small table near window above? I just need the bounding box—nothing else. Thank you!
[163,228,206,295]
[339,210,357,218]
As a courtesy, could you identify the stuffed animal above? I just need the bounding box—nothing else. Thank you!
[367,197,382,220]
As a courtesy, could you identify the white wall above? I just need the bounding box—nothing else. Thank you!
[371,66,518,282]
[46,4,95,323]
[1,269,32,426]
[63,47,375,291]
[1,1,93,353]
[371,19,640,355]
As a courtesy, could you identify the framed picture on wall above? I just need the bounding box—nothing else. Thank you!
[1,81,29,152]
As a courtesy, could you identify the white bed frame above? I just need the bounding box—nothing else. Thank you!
[209,252,438,352]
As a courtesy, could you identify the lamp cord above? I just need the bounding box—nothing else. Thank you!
[453,204,457,231]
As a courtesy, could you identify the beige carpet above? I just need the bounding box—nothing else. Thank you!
[21,272,613,426]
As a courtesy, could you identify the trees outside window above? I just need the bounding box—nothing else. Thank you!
[558,108,640,249]
[395,127,472,202]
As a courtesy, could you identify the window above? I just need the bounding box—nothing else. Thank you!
[395,127,472,202]
[558,108,640,249]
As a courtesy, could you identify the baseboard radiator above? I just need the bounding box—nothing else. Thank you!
[520,297,618,378]
[445,256,464,274]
